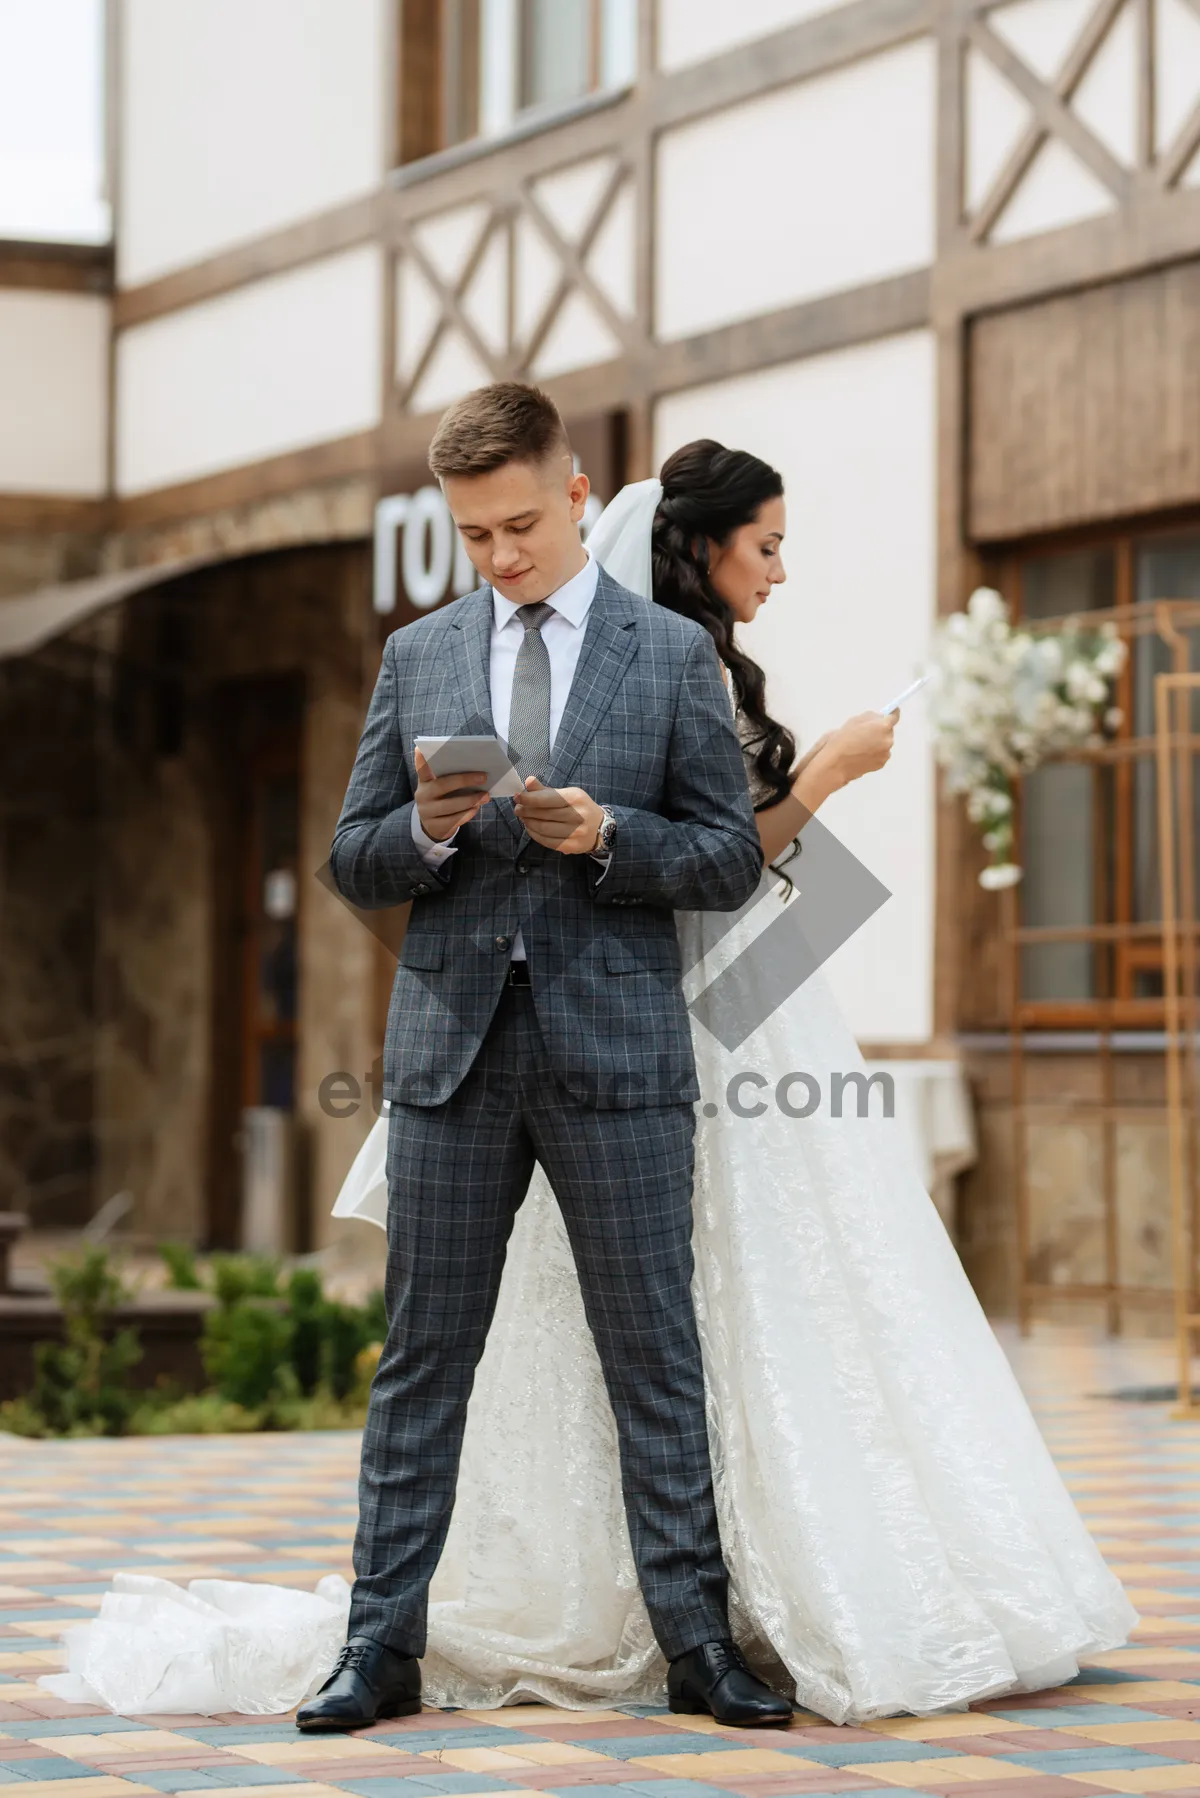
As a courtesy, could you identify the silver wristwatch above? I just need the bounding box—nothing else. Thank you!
[591,805,618,857]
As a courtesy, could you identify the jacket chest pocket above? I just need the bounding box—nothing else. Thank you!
[400,935,445,971]
[603,937,680,978]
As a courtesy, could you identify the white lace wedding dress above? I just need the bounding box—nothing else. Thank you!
[44,869,1136,1723]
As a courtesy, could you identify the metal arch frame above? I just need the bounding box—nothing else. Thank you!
[1001,598,1200,1338]
[1156,662,1200,1412]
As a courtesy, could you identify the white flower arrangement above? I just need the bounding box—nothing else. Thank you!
[927,587,1127,889]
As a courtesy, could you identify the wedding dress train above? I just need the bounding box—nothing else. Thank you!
[44,877,1135,1722]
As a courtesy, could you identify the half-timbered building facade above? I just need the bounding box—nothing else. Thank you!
[3,0,1200,1312]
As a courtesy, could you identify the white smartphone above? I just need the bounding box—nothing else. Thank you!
[414,735,526,798]
[876,673,930,716]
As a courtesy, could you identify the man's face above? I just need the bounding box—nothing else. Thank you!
[442,456,590,605]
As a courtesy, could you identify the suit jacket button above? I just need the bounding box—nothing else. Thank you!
[494,934,511,952]
[516,861,530,875]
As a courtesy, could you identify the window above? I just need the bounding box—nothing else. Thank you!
[1007,529,1200,1021]
[397,0,637,165]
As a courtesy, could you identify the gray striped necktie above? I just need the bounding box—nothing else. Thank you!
[507,602,555,783]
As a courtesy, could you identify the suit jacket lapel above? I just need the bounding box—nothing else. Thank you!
[546,569,641,790]
[448,586,495,737]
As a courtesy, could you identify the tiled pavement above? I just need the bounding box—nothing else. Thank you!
[5,1326,1200,1798]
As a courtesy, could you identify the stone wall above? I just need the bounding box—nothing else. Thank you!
[957,1048,1174,1334]
[0,527,105,602]
[0,646,100,1223]
[91,543,377,1245]
[1,531,380,1243]
[90,588,215,1243]
[0,529,109,1223]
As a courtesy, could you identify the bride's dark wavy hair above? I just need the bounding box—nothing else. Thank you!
[652,440,797,809]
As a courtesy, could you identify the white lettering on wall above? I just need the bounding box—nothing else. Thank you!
[374,488,478,615]
[374,476,606,614]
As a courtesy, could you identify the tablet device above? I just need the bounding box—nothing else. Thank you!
[414,735,526,798]
[877,673,930,716]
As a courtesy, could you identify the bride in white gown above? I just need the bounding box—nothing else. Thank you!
[44,444,1135,1725]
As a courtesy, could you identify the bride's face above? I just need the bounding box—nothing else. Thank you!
[706,497,787,625]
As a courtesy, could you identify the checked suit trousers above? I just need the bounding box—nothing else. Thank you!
[349,982,732,1661]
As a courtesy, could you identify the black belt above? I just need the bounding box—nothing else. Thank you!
[506,960,532,987]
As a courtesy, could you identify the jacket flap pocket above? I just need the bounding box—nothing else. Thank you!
[603,936,679,975]
[400,934,445,971]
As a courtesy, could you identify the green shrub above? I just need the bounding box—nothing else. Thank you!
[130,1391,266,1434]
[320,1301,372,1398]
[269,1387,372,1431]
[285,1267,327,1395]
[201,1299,296,1410]
[24,1247,142,1436]
[210,1253,282,1307]
[158,1242,202,1290]
[5,1241,385,1439]
[0,1394,50,1438]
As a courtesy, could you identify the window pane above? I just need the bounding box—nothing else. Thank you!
[1021,763,1095,1000]
[480,0,518,133]
[1022,547,1115,621]
[601,0,637,86]
[0,0,108,243]
[524,0,590,108]
[1018,548,1110,1001]
[1132,633,1168,922]
[1133,535,1200,923]
[1138,534,1200,606]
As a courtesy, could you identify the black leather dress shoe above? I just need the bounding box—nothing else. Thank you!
[668,1640,793,1727]
[296,1636,421,1732]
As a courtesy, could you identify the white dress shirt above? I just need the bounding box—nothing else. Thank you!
[410,550,607,960]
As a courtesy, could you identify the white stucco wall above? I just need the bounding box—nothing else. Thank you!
[118,0,389,286]
[655,39,936,339]
[658,0,856,69]
[115,246,383,495]
[0,290,109,494]
[655,330,938,1044]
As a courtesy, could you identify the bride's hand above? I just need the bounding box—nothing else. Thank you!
[821,711,895,788]
[768,712,896,854]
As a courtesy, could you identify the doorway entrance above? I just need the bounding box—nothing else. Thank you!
[207,674,303,1246]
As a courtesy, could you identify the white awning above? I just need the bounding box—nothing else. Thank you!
[0,555,217,660]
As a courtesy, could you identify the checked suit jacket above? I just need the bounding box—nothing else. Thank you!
[329,566,763,1109]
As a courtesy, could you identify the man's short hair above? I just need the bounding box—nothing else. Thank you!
[427,381,571,480]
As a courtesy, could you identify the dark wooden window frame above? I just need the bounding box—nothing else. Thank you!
[397,0,613,167]
[989,512,1200,1030]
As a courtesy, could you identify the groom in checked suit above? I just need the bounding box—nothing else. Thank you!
[302,383,790,1731]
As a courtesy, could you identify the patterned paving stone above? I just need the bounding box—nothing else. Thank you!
[1,1329,1200,1798]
